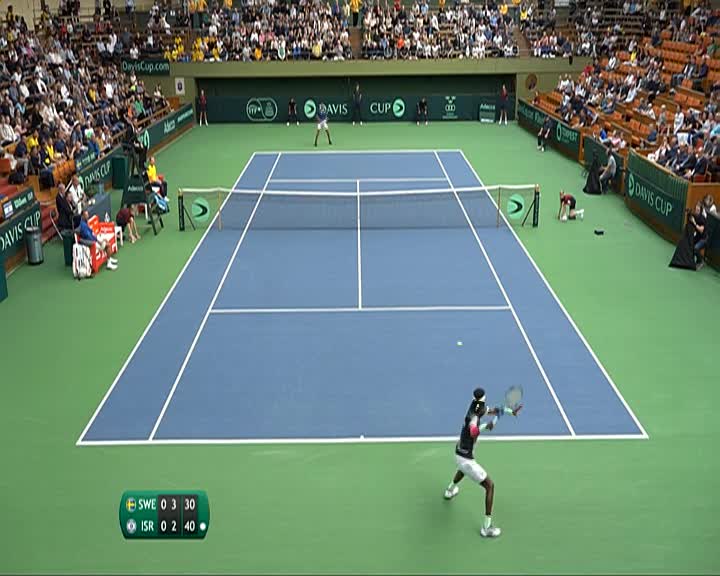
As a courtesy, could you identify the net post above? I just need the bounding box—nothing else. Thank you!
[178,189,185,231]
[496,186,501,228]
[533,185,540,228]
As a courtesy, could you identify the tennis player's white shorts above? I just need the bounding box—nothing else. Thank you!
[317,119,328,130]
[455,454,487,483]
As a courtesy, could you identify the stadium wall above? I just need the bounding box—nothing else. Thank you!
[148,57,589,121]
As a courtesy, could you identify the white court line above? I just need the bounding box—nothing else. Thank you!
[232,185,532,197]
[231,186,479,197]
[77,433,646,447]
[433,151,576,436]
[256,149,462,155]
[457,149,650,439]
[147,153,282,441]
[75,153,258,446]
[269,177,448,183]
[209,306,511,315]
[356,179,362,309]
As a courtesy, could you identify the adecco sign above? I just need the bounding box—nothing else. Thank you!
[141,103,195,149]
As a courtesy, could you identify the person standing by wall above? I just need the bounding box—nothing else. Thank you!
[498,84,508,126]
[537,115,551,152]
[198,89,208,126]
[350,0,360,27]
[287,98,299,126]
[417,97,428,126]
[352,83,363,126]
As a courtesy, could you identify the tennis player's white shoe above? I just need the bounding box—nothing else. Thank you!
[480,525,501,538]
[444,485,459,500]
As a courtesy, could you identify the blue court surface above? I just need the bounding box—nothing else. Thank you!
[77,150,647,446]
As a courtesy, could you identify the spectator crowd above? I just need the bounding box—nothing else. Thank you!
[362,0,518,59]
[0,4,170,190]
[537,5,720,182]
[172,0,352,61]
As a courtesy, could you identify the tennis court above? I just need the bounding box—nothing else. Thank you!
[77,150,646,445]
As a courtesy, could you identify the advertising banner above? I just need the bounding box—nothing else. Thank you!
[517,99,580,159]
[624,151,687,234]
[0,201,41,262]
[121,59,171,76]
[204,94,515,123]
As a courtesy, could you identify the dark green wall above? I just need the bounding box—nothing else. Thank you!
[145,57,588,119]
[197,75,515,99]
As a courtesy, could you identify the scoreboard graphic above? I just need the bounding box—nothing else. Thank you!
[119,491,210,539]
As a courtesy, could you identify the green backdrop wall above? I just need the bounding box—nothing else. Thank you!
[148,58,589,121]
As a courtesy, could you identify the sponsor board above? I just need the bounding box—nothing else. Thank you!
[121,59,171,76]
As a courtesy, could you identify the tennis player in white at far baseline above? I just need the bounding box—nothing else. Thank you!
[314,103,333,147]
[444,387,522,538]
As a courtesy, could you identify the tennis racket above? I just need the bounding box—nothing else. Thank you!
[491,386,524,426]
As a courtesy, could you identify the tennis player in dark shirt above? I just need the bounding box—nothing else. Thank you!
[287,98,299,126]
[416,97,428,126]
[444,388,521,538]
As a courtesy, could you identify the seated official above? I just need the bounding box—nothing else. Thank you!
[146,156,167,198]
[689,201,708,269]
[599,146,617,192]
[56,185,80,230]
[417,97,428,126]
[68,174,87,215]
[116,205,141,244]
[126,118,147,174]
[78,210,118,270]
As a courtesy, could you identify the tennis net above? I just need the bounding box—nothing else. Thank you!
[177,185,540,232]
